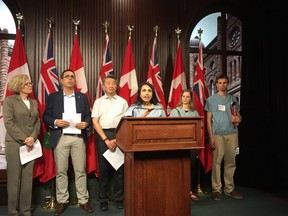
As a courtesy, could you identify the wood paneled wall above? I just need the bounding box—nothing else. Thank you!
[4,0,243,102]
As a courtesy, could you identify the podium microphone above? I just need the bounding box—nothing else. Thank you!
[130,105,167,117]
[131,106,141,117]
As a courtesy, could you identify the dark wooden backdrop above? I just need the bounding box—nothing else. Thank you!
[3,0,243,103]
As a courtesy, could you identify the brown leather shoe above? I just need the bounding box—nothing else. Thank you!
[212,191,221,201]
[80,202,93,213]
[54,203,68,216]
[224,190,244,199]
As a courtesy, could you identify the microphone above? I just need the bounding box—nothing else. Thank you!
[129,105,168,117]
[131,106,141,117]
[151,107,167,117]
[130,106,156,117]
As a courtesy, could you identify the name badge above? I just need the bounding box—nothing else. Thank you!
[218,105,226,111]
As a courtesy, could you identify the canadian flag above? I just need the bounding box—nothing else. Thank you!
[0,28,33,169]
[118,37,138,105]
[4,28,33,97]
[69,34,98,176]
[167,39,187,113]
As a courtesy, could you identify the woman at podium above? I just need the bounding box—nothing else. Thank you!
[125,82,166,117]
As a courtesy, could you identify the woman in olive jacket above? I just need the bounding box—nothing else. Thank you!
[3,74,40,216]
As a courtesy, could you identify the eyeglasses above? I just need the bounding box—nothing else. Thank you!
[63,75,75,79]
[24,82,33,86]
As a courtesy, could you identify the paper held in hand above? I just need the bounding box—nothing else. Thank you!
[19,139,43,165]
[103,147,124,170]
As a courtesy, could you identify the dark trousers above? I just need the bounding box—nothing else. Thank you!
[96,130,124,203]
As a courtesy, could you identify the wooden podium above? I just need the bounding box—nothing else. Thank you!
[116,117,203,216]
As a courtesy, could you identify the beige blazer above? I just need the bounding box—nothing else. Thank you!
[3,94,40,144]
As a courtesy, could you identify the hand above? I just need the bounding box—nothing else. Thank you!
[231,115,240,127]
[105,139,117,151]
[75,122,88,129]
[56,119,70,127]
[24,136,34,145]
[210,136,216,149]
[27,145,34,152]
[232,115,241,124]
[24,137,34,150]
[141,108,154,117]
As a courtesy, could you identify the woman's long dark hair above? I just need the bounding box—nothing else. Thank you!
[133,82,159,105]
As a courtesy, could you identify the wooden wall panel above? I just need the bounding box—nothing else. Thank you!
[6,0,182,102]
[3,0,244,102]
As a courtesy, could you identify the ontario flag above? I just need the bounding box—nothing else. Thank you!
[118,37,138,106]
[1,28,33,168]
[147,37,167,112]
[167,39,187,113]
[192,40,212,173]
[95,34,114,99]
[69,33,98,176]
[34,30,59,182]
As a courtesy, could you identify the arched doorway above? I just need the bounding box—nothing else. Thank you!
[189,12,242,99]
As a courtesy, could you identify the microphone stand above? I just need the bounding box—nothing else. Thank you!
[131,106,142,117]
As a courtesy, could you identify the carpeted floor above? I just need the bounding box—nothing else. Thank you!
[1,186,287,216]
[191,187,288,216]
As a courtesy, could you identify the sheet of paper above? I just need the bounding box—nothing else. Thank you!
[103,147,124,170]
[62,113,81,134]
[0,154,7,170]
[19,139,43,165]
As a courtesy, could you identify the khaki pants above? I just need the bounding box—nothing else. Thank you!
[211,133,238,194]
[54,135,89,204]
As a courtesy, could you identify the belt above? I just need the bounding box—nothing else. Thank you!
[103,128,116,132]
[63,133,82,138]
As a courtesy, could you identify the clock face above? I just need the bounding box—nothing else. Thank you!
[229,26,240,48]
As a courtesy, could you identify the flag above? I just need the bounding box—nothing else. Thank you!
[167,39,187,112]
[192,40,213,173]
[147,37,167,112]
[34,30,59,182]
[95,34,114,99]
[69,34,98,176]
[4,28,33,97]
[118,37,138,105]
[0,28,33,171]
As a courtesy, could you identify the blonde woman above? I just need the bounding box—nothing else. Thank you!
[170,89,200,202]
[3,74,40,216]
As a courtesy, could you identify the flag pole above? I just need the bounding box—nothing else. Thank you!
[127,24,134,40]
[194,28,207,196]
[103,20,109,35]
[41,179,56,210]
[40,18,56,210]
[195,156,207,195]
[153,25,160,37]
[70,18,82,206]
[16,13,23,30]
[175,26,181,39]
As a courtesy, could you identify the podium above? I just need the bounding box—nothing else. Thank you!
[116,117,203,216]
